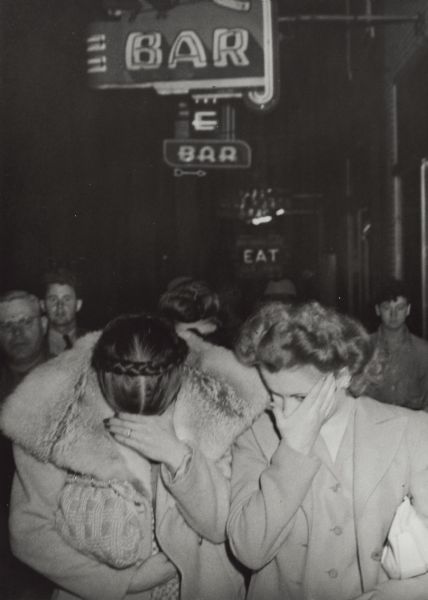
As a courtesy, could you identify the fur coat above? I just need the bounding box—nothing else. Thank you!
[0,331,266,481]
[0,332,266,600]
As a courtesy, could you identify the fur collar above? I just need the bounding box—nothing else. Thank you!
[180,329,268,409]
[0,332,266,481]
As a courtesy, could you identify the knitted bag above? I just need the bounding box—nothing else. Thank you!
[55,474,151,569]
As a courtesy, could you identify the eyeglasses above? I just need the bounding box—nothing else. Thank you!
[256,365,307,405]
[0,316,38,333]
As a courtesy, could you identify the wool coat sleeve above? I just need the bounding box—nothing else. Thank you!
[227,423,321,570]
[161,446,232,543]
[9,446,137,600]
[353,410,428,600]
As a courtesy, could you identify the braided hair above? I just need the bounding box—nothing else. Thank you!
[92,313,188,414]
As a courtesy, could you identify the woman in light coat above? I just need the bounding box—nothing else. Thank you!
[227,301,428,600]
[0,313,250,600]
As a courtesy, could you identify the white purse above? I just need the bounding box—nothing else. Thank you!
[381,496,428,579]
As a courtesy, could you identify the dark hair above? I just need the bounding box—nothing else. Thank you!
[235,301,379,396]
[158,279,220,324]
[375,278,409,306]
[91,313,188,414]
[43,266,81,297]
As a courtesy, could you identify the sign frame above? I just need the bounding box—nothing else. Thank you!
[87,0,279,111]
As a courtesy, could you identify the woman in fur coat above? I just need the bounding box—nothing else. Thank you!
[0,312,263,600]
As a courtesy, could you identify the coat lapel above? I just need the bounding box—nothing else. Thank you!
[252,396,408,512]
[353,397,407,519]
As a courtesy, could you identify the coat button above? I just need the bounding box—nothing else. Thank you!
[327,569,338,578]
[332,526,343,535]
[371,550,382,562]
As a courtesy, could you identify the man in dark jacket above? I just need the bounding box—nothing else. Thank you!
[41,266,86,356]
[0,289,52,599]
[0,290,49,401]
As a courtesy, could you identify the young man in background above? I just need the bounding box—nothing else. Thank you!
[367,278,428,410]
[41,266,86,356]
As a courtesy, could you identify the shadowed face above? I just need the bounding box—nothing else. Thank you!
[376,296,410,331]
[43,283,82,329]
[0,298,46,365]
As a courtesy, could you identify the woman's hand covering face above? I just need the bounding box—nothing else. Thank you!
[105,411,191,474]
[270,373,338,456]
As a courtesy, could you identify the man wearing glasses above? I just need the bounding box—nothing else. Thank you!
[0,290,49,400]
[0,290,52,597]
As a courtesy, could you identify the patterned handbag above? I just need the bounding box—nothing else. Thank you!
[55,474,151,569]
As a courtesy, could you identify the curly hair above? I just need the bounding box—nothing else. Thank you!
[235,301,380,397]
[158,279,220,324]
[91,313,188,414]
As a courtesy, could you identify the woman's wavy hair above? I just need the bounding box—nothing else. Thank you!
[91,313,188,414]
[235,301,381,397]
[158,278,220,324]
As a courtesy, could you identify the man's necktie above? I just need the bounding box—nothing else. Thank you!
[63,334,73,350]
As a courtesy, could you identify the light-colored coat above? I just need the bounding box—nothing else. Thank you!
[0,333,264,600]
[228,396,428,600]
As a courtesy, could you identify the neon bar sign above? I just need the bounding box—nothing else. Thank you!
[87,0,278,111]
[163,139,251,169]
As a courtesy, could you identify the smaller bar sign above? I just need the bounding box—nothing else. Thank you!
[163,139,251,169]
